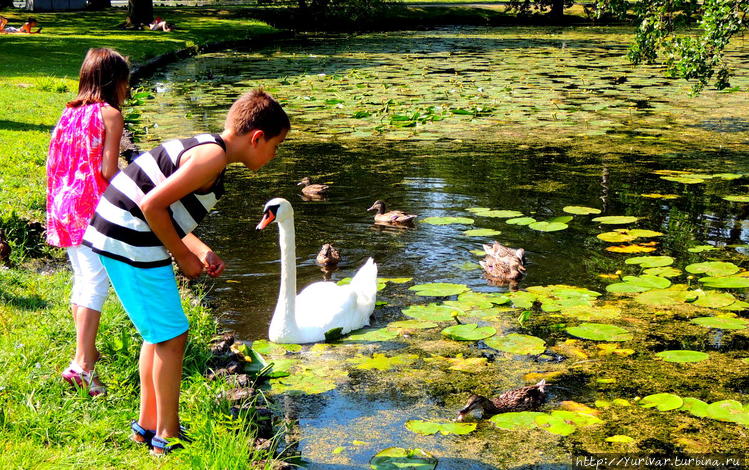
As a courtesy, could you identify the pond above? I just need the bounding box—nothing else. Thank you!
[135,26,749,469]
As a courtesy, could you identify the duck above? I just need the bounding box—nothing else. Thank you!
[367,200,417,226]
[479,242,526,285]
[298,177,330,197]
[256,198,378,344]
[0,229,10,265]
[456,379,547,422]
[316,243,341,268]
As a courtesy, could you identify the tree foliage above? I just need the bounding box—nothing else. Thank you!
[595,0,749,92]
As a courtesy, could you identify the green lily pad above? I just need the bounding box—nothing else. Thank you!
[441,324,496,341]
[251,339,302,355]
[566,323,633,342]
[405,420,476,436]
[528,221,568,232]
[402,303,459,321]
[409,283,469,297]
[552,410,603,427]
[475,210,524,218]
[463,228,502,237]
[548,215,574,224]
[466,207,491,213]
[445,291,496,310]
[563,206,601,215]
[599,229,663,243]
[723,195,749,203]
[388,319,438,329]
[506,216,536,225]
[507,291,537,309]
[680,397,710,418]
[625,256,674,268]
[489,411,544,430]
[688,245,717,253]
[642,267,682,278]
[700,276,749,288]
[640,393,684,411]
[424,353,488,373]
[420,216,474,225]
[344,327,400,342]
[662,176,705,184]
[379,277,413,284]
[691,316,749,330]
[534,414,577,436]
[348,353,418,371]
[592,216,639,225]
[605,435,635,443]
[706,400,746,423]
[606,275,671,293]
[456,261,481,271]
[635,286,698,306]
[715,173,744,180]
[560,304,622,321]
[270,371,338,395]
[655,350,709,363]
[369,447,437,470]
[693,291,737,308]
[685,261,740,277]
[484,334,546,355]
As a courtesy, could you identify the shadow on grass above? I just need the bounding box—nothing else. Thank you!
[0,120,53,133]
[0,287,49,310]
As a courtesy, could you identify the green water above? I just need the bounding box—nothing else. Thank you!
[135,27,749,469]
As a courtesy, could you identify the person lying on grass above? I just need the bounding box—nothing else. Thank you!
[1,16,42,34]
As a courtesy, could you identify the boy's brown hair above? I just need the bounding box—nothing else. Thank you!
[225,89,290,139]
[68,48,130,110]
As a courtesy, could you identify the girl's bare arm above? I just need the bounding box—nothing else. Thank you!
[100,105,124,181]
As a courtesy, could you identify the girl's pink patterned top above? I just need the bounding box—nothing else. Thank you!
[46,102,111,247]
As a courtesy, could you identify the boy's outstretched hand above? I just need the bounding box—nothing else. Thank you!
[202,250,225,277]
[176,252,204,279]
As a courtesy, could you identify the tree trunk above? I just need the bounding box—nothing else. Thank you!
[88,0,112,10]
[126,0,153,28]
[0,0,14,9]
[549,0,564,20]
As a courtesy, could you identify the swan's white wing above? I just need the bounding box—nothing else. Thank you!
[295,281,361,334]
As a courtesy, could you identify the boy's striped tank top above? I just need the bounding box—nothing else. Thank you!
[82,133,226,268]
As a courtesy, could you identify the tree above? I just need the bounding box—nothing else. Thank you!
[0,0,14,9]
[508,0,574,21]
[126,0,153,28]
[595,0,749,92]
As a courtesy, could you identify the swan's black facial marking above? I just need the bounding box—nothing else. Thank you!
[256,204,280,230]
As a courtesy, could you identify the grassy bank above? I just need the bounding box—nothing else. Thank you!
[0,9,281,468]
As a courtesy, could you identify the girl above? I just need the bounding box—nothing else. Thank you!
[47,48,130,396]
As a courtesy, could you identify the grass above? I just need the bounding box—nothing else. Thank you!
[0,8,284,468]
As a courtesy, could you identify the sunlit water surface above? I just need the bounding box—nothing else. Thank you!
[135,27,749,468]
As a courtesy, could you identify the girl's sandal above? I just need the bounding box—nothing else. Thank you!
[61,360,108,396]
[131,421,156,448]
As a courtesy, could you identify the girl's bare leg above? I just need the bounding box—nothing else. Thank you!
[153,331,188,438]
[74,305,101,372]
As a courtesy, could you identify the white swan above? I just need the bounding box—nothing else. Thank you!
[256,198,378,344]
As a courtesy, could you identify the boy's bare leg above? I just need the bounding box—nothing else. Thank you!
[74,306,101,372]
[153,331,188,438]
[138,342,157,430]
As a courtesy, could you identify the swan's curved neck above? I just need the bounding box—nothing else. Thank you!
[270,215,300,341]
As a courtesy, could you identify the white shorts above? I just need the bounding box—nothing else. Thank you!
[67,245,109,312]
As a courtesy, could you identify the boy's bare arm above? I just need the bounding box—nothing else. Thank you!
[140,144,226,278]
[183,233,225,277]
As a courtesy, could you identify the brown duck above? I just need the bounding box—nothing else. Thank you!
[298,177,330,197]
[479,242,526,285]
[316,243,341,268]
[456,379,547,422]
[367,200,417,226]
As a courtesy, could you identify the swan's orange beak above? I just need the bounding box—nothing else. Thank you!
[256,211,275,230]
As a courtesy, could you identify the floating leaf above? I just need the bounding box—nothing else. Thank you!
[348,353,418,371]
[606,435,635,443]
[466,207,492,213]
[688,245,717,253]
[625,256,674,268]
[534,414,577,436]
[344,327,400,342]
[723,195,749,203]
[388,319,438,329]
[642,267,682,278]
[475,209,524,218]
[693,291,737,308]
[597,232,636,243]
[635,286,698,306]
[405,420,476,436]
[252,339,301,355]
[425,353,488,373]
[706,400,747,423]
[489,411,544,430]
[420,216,474,225]
[662,176,705,184]
[561,304,621,321]
[566,323,632,342]
[685,261,740,277]
[409,283,469,297]
[463,228,502,237]
[591,216,639,225]
[369,447,437,470]
[563,206,601,215]
[528,221,568,232]
[445,291,495,310]
[484,334,546,355]
[641,193,679,199]
[691,316,748,330]
[441,324,496,341]
[680,398,710,418]
[640,393,684,411]
[270,372,337,395]
[506,216,536,225]
[380,277,413,284]
[606,275,671,293]
[700,276,749,288]
[655,350,709,363]
[402,303,459,321]
[507,291,537,308]
[548,215,574,224]
[606,244,656,253]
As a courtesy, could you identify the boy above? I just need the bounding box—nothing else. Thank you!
[82,89,289,455]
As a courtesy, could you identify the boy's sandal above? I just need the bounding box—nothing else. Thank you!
[150,436,184,456]
[130,420,156,447]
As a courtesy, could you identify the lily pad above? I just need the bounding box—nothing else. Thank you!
[723,195,749,203]
[270,372,337,395]
[463,228,502,237]
[685,261,740,277]
[534,414,577,436]
[344,327,400,342]
[606,244,656,253]
[606,275,671,293]
[662,176,705,184]
[642,267,682,278]
[693,291,737,309]
[420,216,474,225]
[489,411,544,430]
[563,206,601,215]
[680,397,710,418]
[369,447,437,470]
[484,333,546,355]
[640,393,684,411]
[441,324,496,341]
[405,420,476,436]
[424,353,488,372]
[528,221,568,232]
[592,216,639,225]
[566,323,633,342]
[506,216,536,225]
[688,245,717,253]
[625,256,674,268]
[251,339,302,355]
[475,209,525,218]
[655,350,709,363]
[691,316,749,330]
[598,229,663,243]
[700,276,749,288]
[445,291,496,310]
[348,353,418,371]
[402,303,459,321]
[388,319,438,329]
[706,400,747,423]
[605,435,635,443]
[635,287,698,306]
[409,283,469,297]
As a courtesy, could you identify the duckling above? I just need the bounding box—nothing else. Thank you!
[298,177,330,197]
[479,242,526,285]
[367,200,417,226]
[456,379,547,422]
[0,229,10,266]
[316,243,341,268]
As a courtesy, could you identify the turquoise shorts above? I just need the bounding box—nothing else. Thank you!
[99,255,188,344]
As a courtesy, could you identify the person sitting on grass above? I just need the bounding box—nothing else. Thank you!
[148,17,174,32]
[1,17,42,34]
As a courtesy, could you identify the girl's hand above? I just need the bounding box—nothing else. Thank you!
[202,251,225,277]
[176,252,204,279]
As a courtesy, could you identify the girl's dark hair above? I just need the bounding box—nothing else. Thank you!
[68,48,130,110]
